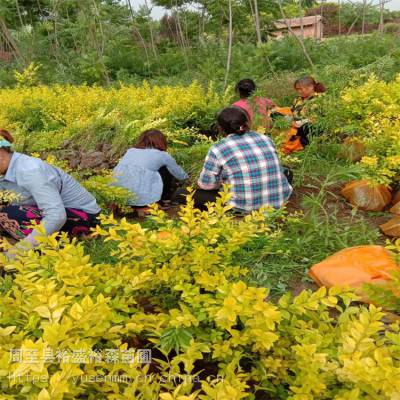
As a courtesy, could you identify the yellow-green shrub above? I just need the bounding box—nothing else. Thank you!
[80,173,135,210]
[0,82,229,153]
[0,193,399,399]
[339,74,400,184]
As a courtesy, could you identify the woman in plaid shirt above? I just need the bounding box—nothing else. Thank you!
[174,107,292,211]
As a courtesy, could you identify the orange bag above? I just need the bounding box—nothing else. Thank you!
[338,137,366,162]
[282,126,303,154]
[341,180,392,211]
[390,202,400,215]
[380,216,400,237]
[309,245,399,300]
[272,106,293,116]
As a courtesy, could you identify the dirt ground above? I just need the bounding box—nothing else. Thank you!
[286,181,396,294]
[287,182,392,241]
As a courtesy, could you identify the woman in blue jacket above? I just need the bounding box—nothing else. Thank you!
[113,130,188,207]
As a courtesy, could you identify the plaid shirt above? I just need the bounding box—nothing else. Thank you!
[198,132,292,211]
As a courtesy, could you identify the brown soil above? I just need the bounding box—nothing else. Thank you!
[291,280,318,296]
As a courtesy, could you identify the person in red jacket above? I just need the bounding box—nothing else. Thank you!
[232,79,274,132]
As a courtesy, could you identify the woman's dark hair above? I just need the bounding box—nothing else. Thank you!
[235,79,256,98]
[0,129,14,153]
[294,76,326,93]
[217,106,250,135]
[135,129,167,151]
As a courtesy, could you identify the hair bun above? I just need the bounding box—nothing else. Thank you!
[314,81,327,93]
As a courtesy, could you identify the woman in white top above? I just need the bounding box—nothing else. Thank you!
[113,130,188,206]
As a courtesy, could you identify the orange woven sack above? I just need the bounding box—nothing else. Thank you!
[392,190,400,205]
[309,245,399,300]
[282,126,303,154]
[390,191,400,215]
[380,216,400,237]
[390,202,400,215]
[341,180,392,211]
[338,137,366,162]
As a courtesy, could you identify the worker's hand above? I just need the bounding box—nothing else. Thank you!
[294,119,309,128]
[4,251,16,261]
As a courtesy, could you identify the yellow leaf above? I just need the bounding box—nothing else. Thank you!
[160,394,174,400]
[81,295,94,310]
[38,389,50,400]
[69,303,84,320]
[108,325,123,333]
[223,297,237,308]
[48,294,58,309]
[34,306,52,319]
[52,307,66,321]
[0,326,16,336]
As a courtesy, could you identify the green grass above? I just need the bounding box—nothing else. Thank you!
[240,209,379,297]
[83,238,118,265]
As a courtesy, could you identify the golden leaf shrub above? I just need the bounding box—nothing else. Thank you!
[0,82,229,153]
[0,192,399,398]
[340,74,400,185]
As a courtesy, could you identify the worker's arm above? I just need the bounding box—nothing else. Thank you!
[17,168,67,247]
[197,148,222,190]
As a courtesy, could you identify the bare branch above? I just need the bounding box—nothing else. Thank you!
[253,0,262,45]
[275,0,315,71]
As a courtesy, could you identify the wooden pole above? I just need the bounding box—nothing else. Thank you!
[224,0,233,88]
[15,0,24,27]
[254,0,262,45]
[299,0,304,40]
[347,15,360,35]
[320,0,324,40]
[361,0,367,35]
[144,0,158,59]
[379,0,385,34]
[91,0,110,84]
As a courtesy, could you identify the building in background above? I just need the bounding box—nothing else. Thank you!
[270,16,323,40]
